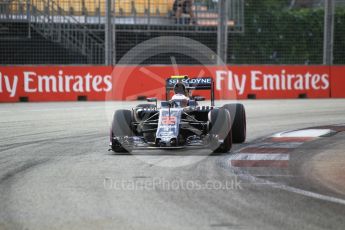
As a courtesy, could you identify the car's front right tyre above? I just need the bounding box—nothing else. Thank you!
[208,108,233,153]
[223,103,246,143]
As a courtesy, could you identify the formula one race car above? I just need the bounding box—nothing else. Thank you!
[110,76,246,153]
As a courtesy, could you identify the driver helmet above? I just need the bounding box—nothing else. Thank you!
[174,82,187,96]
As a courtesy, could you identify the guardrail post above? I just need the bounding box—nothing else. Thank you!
[27,0,31,38]
[323,0,334,65]
[148,0,151,29]
[58,6,61,42]
[83,28,86,55]
[47,0,50,20]
[112,0,116,65]
[105,0,112,65]
[98,0,101,29]
[217,0,229,65]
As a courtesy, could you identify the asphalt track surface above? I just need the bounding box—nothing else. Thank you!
[0,99,345,230]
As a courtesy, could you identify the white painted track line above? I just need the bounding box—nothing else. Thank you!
[230,153,290,161]
[273,129,332,138]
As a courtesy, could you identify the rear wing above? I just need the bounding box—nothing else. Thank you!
[165,77,215,106]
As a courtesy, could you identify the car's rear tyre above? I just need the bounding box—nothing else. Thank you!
[111,109,133,153]
[223,103,246,143]
[208,108,233,153]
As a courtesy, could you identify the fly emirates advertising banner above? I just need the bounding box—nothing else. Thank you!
[0,65,337,102]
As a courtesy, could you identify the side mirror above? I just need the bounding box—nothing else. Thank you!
[188,100,197,107]
[147,98,157,102]
[147,98,158,107]
[194,96,205,102]
[161,101,170,108]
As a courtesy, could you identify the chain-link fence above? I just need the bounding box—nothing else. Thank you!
[0,0,344,65]
[229,0,344,65]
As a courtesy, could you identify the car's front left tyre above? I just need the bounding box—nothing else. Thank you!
[111,109,133,153]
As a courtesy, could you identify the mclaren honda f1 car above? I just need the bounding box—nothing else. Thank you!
[110,76,246,153]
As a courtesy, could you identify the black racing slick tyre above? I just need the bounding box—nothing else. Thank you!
[208,108,233,153]
[223,103,246,143]
[111,110,133,153]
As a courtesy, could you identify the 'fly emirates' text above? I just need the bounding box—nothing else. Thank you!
[216,70,329,95]
[0,71,112,97]
[0,69,329,97]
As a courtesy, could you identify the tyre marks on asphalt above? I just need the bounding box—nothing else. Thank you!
[0,159,50,183]
[312,124,345,132]
[0,133,103,153]
[0,133,105,186]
